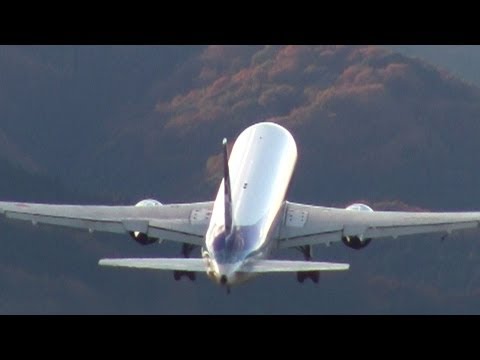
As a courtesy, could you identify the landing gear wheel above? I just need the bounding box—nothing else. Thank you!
[187,272,196,281]
[297,271,320,283]
[296,272,305,283]
[173,271,181,281]
[173,270,196,281]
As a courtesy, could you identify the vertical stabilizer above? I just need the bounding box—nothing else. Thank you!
[222,138,233,234]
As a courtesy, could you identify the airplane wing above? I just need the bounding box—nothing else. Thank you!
[278,201,480,248]
[0,201,213,246]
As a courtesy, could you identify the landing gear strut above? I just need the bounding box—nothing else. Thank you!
[296,245,313,261]
[295,245,320,284]
[181,243,196,258]
[173,244,198,281]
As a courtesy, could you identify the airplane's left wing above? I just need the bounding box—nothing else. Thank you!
[0,201,213,246]
[278,201,480,248]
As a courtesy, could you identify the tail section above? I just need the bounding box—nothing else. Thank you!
[99,258,349,273]
[222,138,233,234]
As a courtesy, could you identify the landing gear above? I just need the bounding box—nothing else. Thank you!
[295,245,320,284]
[173,270,196,281]
[296,245,313,260]
[181,243,196,258]
[174,271,181,281]
[296,270,320,284]
[172,243,198,282]
[296,272,306,283]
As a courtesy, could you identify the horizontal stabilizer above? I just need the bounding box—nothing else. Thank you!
[99,258,207,272]
[99,258,349,273]
[242,260,349,273]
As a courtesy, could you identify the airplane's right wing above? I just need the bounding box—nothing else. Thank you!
[0,201,213,246]
[278,201,480,249]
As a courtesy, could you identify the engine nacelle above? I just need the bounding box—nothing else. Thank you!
[342,203,373,250]
[129,199,163,245]
[345,203,373,212]
[342,236,372,250]
[135,199,163,207]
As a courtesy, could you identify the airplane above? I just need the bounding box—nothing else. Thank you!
[2,121,480,293]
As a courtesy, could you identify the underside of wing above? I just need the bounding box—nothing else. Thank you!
[0,201,213,246]
[99,258,207,272]
[278,201,480,248]
[242,260,349,273]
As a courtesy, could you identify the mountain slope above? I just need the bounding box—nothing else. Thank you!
[386,45,480,87]
[91,46,480,210]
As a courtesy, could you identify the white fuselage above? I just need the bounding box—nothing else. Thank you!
[204,122,297,285]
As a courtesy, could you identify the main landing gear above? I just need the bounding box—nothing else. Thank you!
[173,244,197,282]
[295,245,320,284]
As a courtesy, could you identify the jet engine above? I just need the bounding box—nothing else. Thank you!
[342,203,373,250]
[129,199,163,245]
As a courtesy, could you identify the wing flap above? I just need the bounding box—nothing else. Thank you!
[279,231,343,249]
[99,258,207,272]
[6,211,126,233]
[364,221,479,238]
[242,259,349,273]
